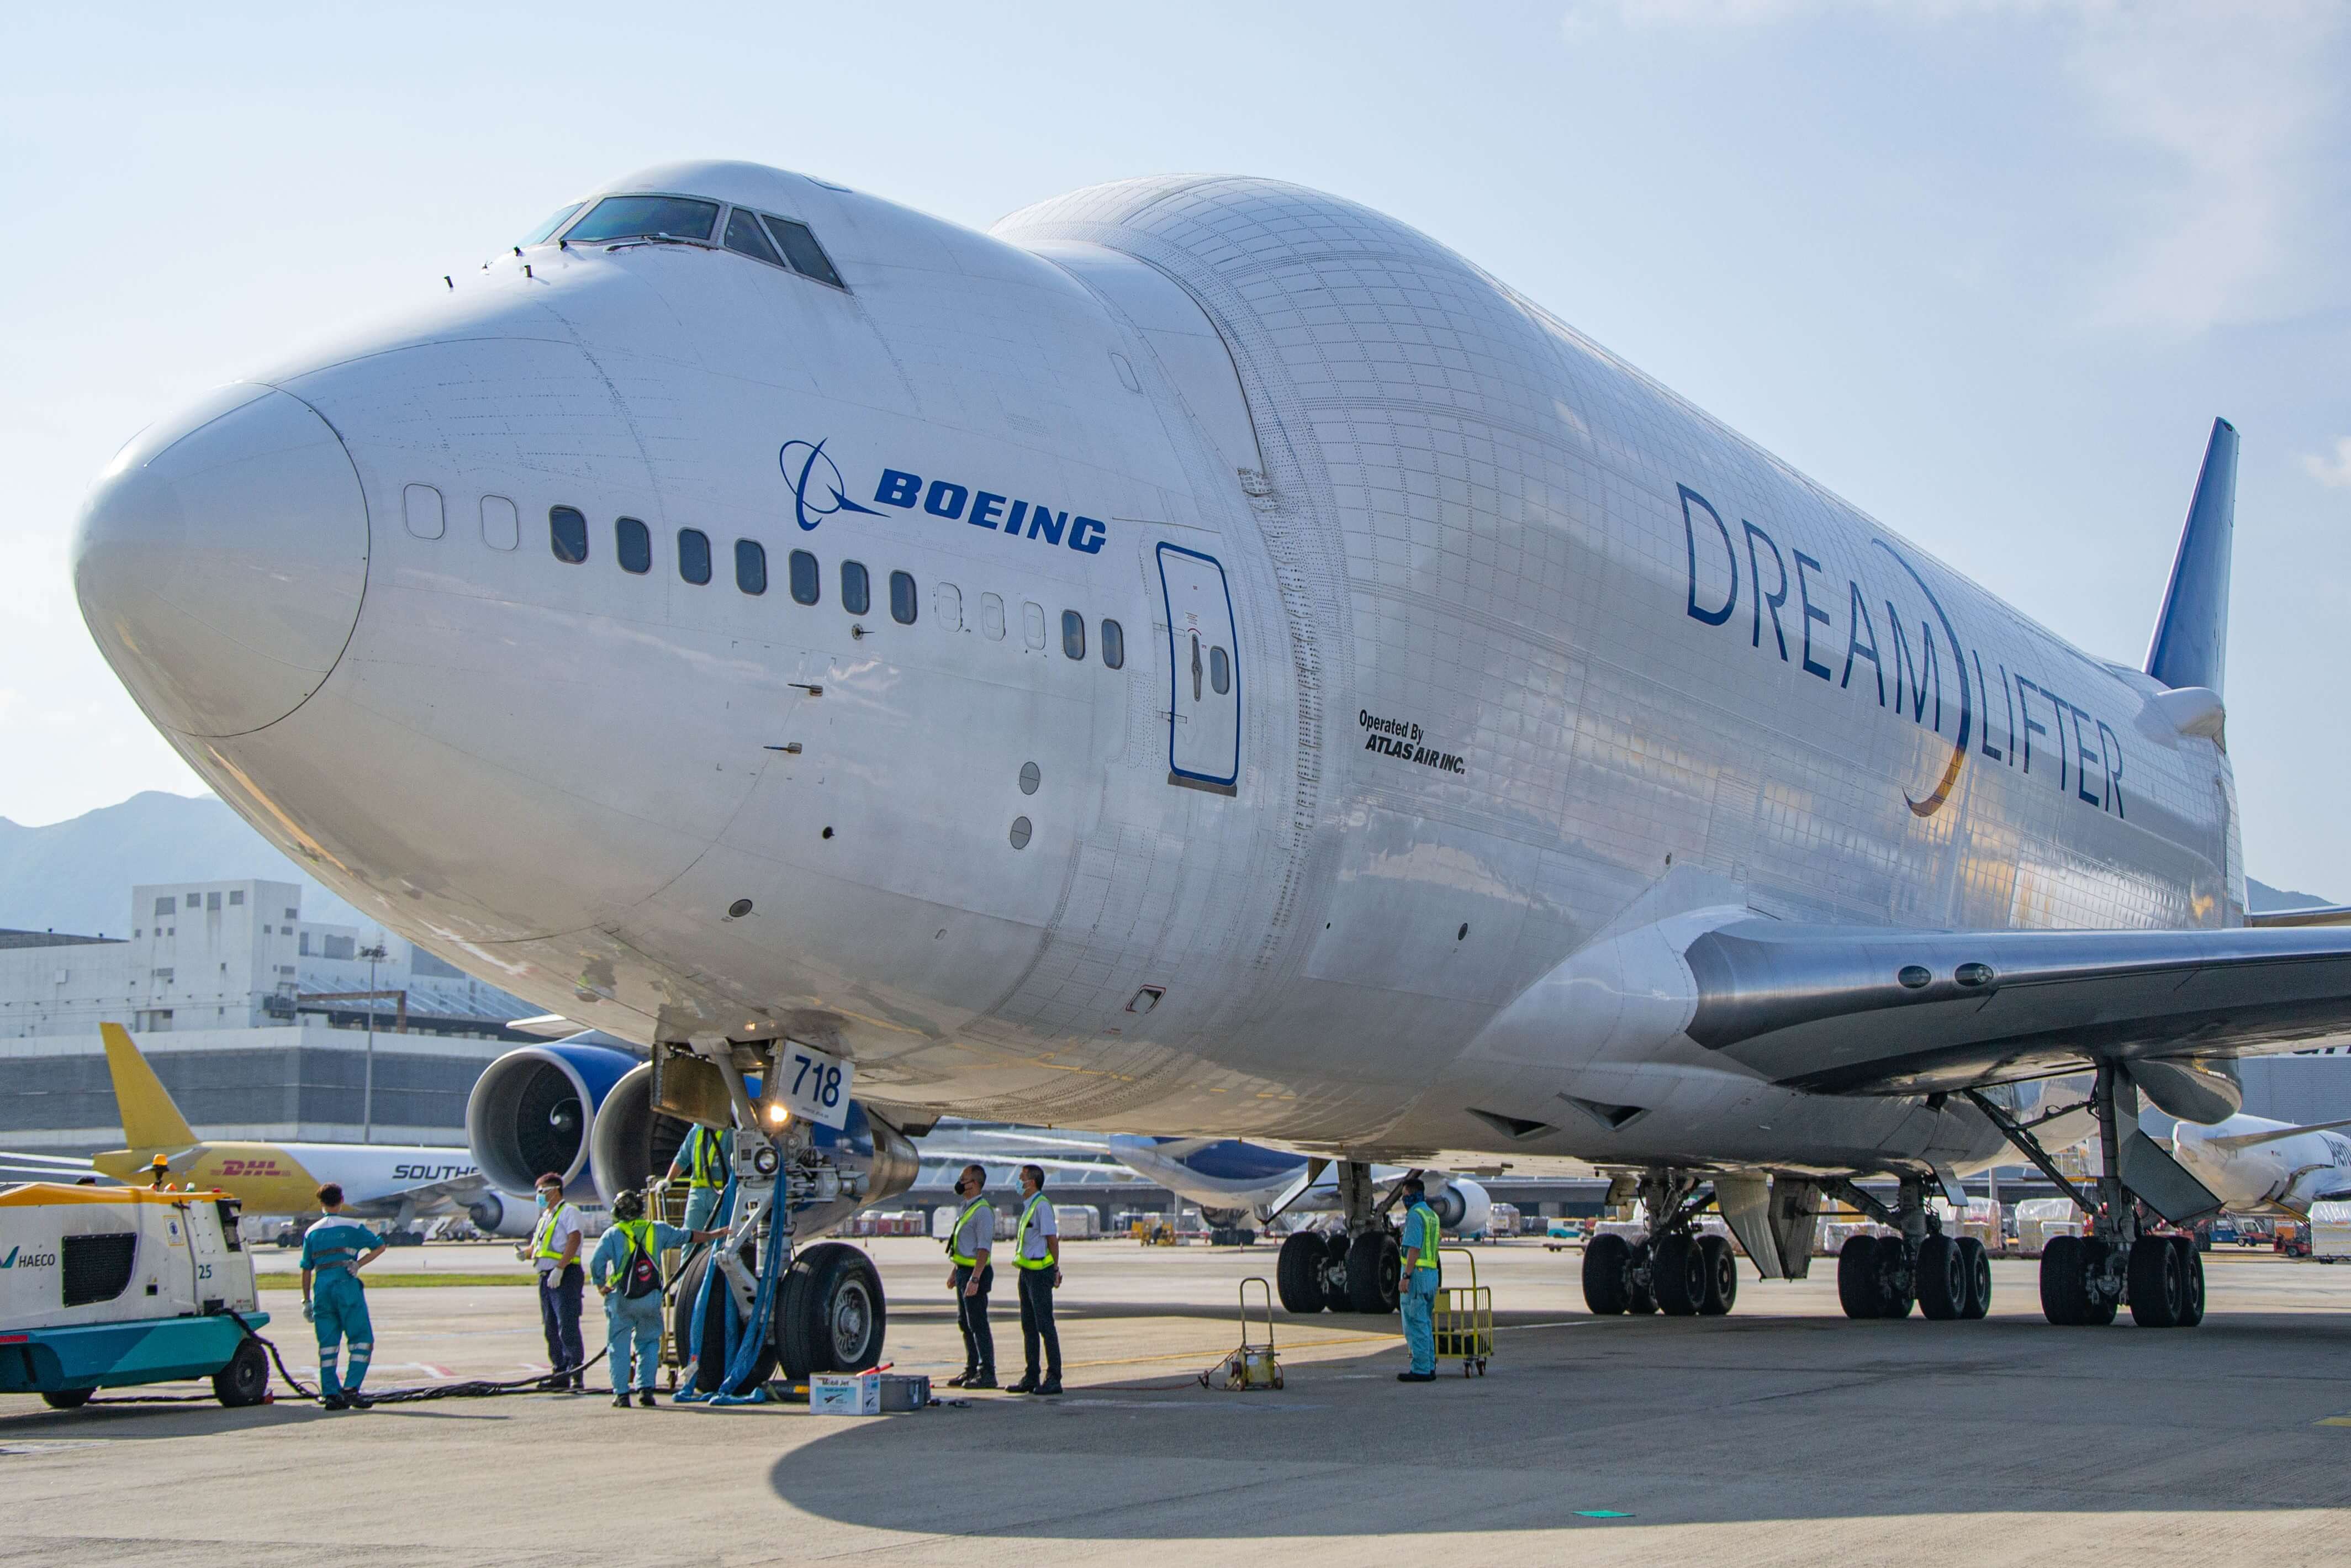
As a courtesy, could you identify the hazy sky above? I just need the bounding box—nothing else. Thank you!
[4,3,2347,888]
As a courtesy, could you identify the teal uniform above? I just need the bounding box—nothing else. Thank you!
[1399,1201,1443,1376]
[674,1126,731,1233]
[300,1216,382,1398]
[589,1219,693,1392]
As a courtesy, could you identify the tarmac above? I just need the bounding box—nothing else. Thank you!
[8,1236,2351,1566]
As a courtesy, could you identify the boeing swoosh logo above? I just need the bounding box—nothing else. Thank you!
[1873,540,1971,819]
[779,439,883,532]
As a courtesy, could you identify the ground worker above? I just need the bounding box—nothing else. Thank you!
[1397,1175,1443,1383]
[590,1188,721,1408]
[520,1171,586,1391]
[661,1122,732,1234]
[300,1182,387,1411]
[1007,1163,1063,1396]
[943,1163,996,1389]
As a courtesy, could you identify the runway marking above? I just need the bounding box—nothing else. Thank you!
[2315,1416,2351,1426]
[1573,1509,1635,1519]
[0,1441,114,1456]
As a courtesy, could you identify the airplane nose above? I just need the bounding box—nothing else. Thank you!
[73,385,368,737]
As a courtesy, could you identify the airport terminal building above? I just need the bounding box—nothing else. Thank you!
[0,878,533,1157]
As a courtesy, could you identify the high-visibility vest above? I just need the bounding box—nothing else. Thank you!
[533,1202,575,1264]
[1013,1195,1054,1270]
[1407,1202,1443,1269]
[946,1199,989,1266]
[685,1127,722,1188]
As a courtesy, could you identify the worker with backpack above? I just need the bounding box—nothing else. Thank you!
[590,1187,722,1407]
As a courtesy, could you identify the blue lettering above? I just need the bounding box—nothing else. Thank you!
[1743,522,1788,659]
[1972,651,2004,762]
[1681,485,1737,627]
[1069,515,1107,554]
[1026,505,1067,546]
[924,480,969,520]
[1886,606,1940,731]
[875,469,921,508]
[970,491,1006,530]
[1004,500,1029,541]
[1794,551,1832,680]
[1841,583,1883,703]
[2072,701,2103,807]
[2096,719,2126,819]
[2015,675,2048,775]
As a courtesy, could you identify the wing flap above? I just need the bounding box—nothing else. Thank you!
[1682,921,2351,1096]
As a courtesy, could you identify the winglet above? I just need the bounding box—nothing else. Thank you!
[100,1022,198,1149]
[2144,417,2238,696]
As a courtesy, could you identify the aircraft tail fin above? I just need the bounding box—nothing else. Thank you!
[100,1022,198,1149]
[2144,416,2239,696]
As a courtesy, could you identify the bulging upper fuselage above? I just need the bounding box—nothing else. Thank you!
[72,161,2239,1178]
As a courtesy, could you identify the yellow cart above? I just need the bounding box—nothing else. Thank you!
[1432,1246,1492,1376]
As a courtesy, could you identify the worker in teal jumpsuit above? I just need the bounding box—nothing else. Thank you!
[589,1187,721,1407]
[1396,1176,1443,1383]
[300,1182,388,1410]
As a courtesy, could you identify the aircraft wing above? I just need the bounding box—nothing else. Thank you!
[1681,920,2351,1097]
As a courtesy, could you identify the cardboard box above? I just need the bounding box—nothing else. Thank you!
[878,1373,929,1412]
[809,1373,880,1416]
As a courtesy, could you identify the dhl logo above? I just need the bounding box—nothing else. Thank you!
[214,1158,286,1178]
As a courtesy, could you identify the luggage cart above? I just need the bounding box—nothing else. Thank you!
[1433,1246,1492,1376]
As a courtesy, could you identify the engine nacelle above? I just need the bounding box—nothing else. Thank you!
[584,1063,918,1240]
[464,1190,539,1238]
[1426,1176,1492,1236]
[463,1034,640,1202]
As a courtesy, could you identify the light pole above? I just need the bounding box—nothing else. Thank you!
[360,942,388,1143]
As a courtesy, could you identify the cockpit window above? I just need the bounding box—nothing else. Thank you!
[566,194,721,246]
[722,208,784,267]
[762,215,846,289]
[520,203,583,246]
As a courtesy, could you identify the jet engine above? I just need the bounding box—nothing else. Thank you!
[463,1034,640,1202]
[584,1060,920,1240]
[1425,1176,1492,1237]
[463,1190,540,1238]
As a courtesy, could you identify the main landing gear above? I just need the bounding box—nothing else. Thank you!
[1825,1173,1993,1322]
[1967,1062,2213,1329]
[1275,1160,1403,1315]
[1581,1170,1739,1318]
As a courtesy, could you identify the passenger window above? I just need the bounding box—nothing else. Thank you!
[763,215,846,289]
[936,583,963,631]
[980,593,1005,641]
[736,539,767,595]
[841,560,870,615]
[889,571,917,625]
[1211,646,1231,695]
[1061,610,1086,661]
[1101,618,1125,670]
[678,529,711,585]
[480,495,519,551]
[616,517,651,574]
[403,484,445,540]
[550,506,588,563]
[789,549,819,605]
[1022,601,1047,651]
[566,194,720,245]
[723,207,784,266]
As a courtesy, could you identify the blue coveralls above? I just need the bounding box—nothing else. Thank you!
[589,1218,691,1392]
[300,1216,381,1399]
[1400,1201,1443,1376]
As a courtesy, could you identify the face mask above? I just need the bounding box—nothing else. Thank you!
[537,1192,553,1210]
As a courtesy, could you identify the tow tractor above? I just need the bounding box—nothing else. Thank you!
[0,1181,271,1409]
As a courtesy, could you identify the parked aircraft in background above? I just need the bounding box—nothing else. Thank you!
[2170,1112,2351,1218]
[72,161,2351,1378]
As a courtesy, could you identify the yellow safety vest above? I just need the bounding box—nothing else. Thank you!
[532,1202,575,1265]
[1407,1202,1443,1269]
[947,1198,989,1266]
[1013,1195,1054,1270]
[616,1218,657,1260]
[685,1127,722,1189]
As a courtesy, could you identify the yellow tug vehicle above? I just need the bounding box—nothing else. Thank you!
[0,1182,271,1410]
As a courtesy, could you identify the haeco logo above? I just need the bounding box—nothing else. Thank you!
[0,1244,59,1270]
[780,437,1107,555]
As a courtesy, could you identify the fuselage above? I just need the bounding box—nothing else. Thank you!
[90,1142,481,1218]
[72,162,2239,1179]
[2172,1116,2351,1216]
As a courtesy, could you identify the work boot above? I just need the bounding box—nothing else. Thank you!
[638,1391,657,1408]
[536,1376,568,1392]
[1036,1379,1063,1396]
[964,1371,997,1390]
[1397,1371,1436,1383]
[945,1371,976,1388]
[613,1392,631,1408]
[1005,1376,1038,1395]
[319,1392,348,1411]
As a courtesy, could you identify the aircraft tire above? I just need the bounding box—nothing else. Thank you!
[40,1389,92,1410]
[2039,1234,2084,1324]
[2173,1235,2206,1327]
[1581,1232,1633,1314]
[1696,1233,1737,1316]
[212,1337,270,1407]
[2127,1234,2185,1328]
[1319,1232,1354,1312]
[1345,1229,1401,1314]
[1277,1230,1329,1314]
[1874,1239,1916,1319]
[1917,1234,1966,1320]
[1958,1236,1991,1319]
[778,1242,886,1379]
[1651,1234,1705,1316]
[678,1247,776,1392]
[1837,1234,1881,1319]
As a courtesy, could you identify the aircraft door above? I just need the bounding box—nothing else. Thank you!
[1156,542,1239,793]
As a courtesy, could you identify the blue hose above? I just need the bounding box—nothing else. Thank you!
[674,1174,739,1405]
[707,1193,789,1406]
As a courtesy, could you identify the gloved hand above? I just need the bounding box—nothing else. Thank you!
[652,1177,672,1195]
[302,1302,314,1323]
